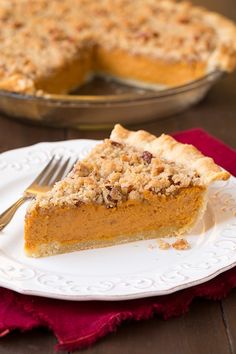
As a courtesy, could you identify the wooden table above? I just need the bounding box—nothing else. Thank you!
[0,0,236,353]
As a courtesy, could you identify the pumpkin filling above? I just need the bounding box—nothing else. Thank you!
[25,186,205,257]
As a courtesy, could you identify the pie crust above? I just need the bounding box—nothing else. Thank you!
[24,125,230,257]
[0,0,236,94]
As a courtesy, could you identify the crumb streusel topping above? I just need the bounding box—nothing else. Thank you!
[0,0,236,93]
[36,139,202,209]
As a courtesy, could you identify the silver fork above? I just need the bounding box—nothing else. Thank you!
[0,155,76,231]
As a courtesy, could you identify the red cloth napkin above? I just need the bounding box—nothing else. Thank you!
[1,128,236,352]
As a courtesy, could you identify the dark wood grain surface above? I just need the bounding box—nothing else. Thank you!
[0,0,236,353]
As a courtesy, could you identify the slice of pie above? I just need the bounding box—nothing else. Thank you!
[0,0,236,94]
[24,124,230,257]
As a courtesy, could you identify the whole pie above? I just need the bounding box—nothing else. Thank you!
[24,124,230,257]
[0,0,236,95]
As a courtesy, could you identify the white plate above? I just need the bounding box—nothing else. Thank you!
[0,140,235,301]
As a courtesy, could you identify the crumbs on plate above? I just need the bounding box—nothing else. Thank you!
[157,238,190,251]
[157,239,171,250]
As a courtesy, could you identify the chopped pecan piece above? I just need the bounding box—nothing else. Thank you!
[74,200,83,207]
[110,140,123,147]
[109,187,122,201]
[178,17,190,24]
[105,185,112,191]
[13,21,23,29]
[103,186,122,206]
[141,151,153,164]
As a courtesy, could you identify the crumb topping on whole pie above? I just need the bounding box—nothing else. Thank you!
[98,0,222,63]
[0,0,236,94]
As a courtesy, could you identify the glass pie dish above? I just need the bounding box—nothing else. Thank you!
[0,71,223,129]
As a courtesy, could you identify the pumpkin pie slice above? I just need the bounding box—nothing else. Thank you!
[24,125,230,257]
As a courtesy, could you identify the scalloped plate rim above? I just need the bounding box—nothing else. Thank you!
[0,139,235,301]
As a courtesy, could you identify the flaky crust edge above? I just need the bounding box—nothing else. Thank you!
[201,9,236,72]
[110,124,230,185]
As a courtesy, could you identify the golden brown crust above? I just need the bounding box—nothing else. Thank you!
[25,230,188,257]
[200,10,236,72]
[110,124,230,185]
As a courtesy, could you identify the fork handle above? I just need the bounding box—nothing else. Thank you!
[0,196,30,231]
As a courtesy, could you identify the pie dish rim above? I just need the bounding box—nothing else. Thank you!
[0,70,223,104]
